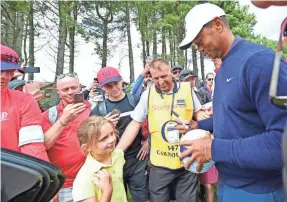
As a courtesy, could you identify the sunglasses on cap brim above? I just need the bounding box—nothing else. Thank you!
[56,72,78,79]
[269,17,287,109]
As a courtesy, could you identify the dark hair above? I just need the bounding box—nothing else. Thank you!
[206,73,214,79]
[204,16,230,29]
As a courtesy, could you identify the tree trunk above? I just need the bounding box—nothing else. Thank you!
[95,4,113,68]
[28,1,34,80]
[187,50,189,69]
[5,11,16,50]
[102,21,108,68]
[146,40,150,57]
[200,52,205,79]
[56,1,68,80]
[140,29,146,66]
[139,16,146,66]
[161,11,166,57]
[168,29,173,65]
[173,40,176,66]
[192,45,198,77]
[145,16,150,57]
[152,13,157,58]
[152,31,157,58]
[69,1,77,73]
[176,29,184,66]
[23,16,28,67]
[16,13,25,59]
[125,3,134,83]
[161,28,166,57]
[2,6,24,56]
[175,1,184,66]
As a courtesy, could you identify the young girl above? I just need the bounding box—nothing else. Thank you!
[72,116,127,202]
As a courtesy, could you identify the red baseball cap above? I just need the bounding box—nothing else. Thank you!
[97,67,122,87]
[1,44,24,73]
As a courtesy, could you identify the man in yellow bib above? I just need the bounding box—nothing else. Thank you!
[117,58,203,202]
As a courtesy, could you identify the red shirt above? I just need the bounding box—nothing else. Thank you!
[142,119,149,141]
[41,101,91,187]
[1,88,49,161]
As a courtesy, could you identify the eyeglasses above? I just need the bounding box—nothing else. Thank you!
[172,70,181,75]
[207,78,214,81]
[56,72,78,80]
[269,17,287,109]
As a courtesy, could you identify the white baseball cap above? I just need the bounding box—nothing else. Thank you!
[179,3,226,50]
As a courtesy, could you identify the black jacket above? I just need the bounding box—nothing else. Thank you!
[199,87,212,104]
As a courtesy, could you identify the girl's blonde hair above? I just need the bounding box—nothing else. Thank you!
[78,116,116,147]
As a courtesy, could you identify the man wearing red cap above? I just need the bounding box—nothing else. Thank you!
[0,44,49,161]
[90,67,150,202]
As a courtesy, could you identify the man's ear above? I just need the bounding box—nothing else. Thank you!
[55,87,61,98]
[212,18,224,33]
[81,143,91,155]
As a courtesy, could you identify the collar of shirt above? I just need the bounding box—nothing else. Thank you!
[230,35,242,50]
[85,150,121,173]
[162,82,179,95]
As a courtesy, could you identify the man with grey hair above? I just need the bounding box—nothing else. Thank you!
[116,58,205,202]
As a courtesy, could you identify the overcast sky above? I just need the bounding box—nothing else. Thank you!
[32,1,287,86]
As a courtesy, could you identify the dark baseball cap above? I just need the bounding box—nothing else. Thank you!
[179,69,197,81]
[171,64,183,71]
[97,67,122,87]
[1,44,24,73]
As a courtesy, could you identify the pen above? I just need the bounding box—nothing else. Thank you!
[172,110,193,129]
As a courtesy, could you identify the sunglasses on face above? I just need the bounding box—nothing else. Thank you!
[172,70,181,75]
[269,17,287,109]
[207,78,214,81]
[56,72,78,79]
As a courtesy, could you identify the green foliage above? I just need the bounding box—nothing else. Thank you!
[1,1,30,13]
[3,0,286,83]
[249,35,287,58]
[38,97,51,110]
[80,1,123,64]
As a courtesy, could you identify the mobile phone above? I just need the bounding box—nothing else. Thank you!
[110,109,121,117]
[92,88,103,102]
[74,93,84,104]
[93,94,103,102]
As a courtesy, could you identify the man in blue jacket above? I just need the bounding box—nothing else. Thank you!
[178,3,287,202]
